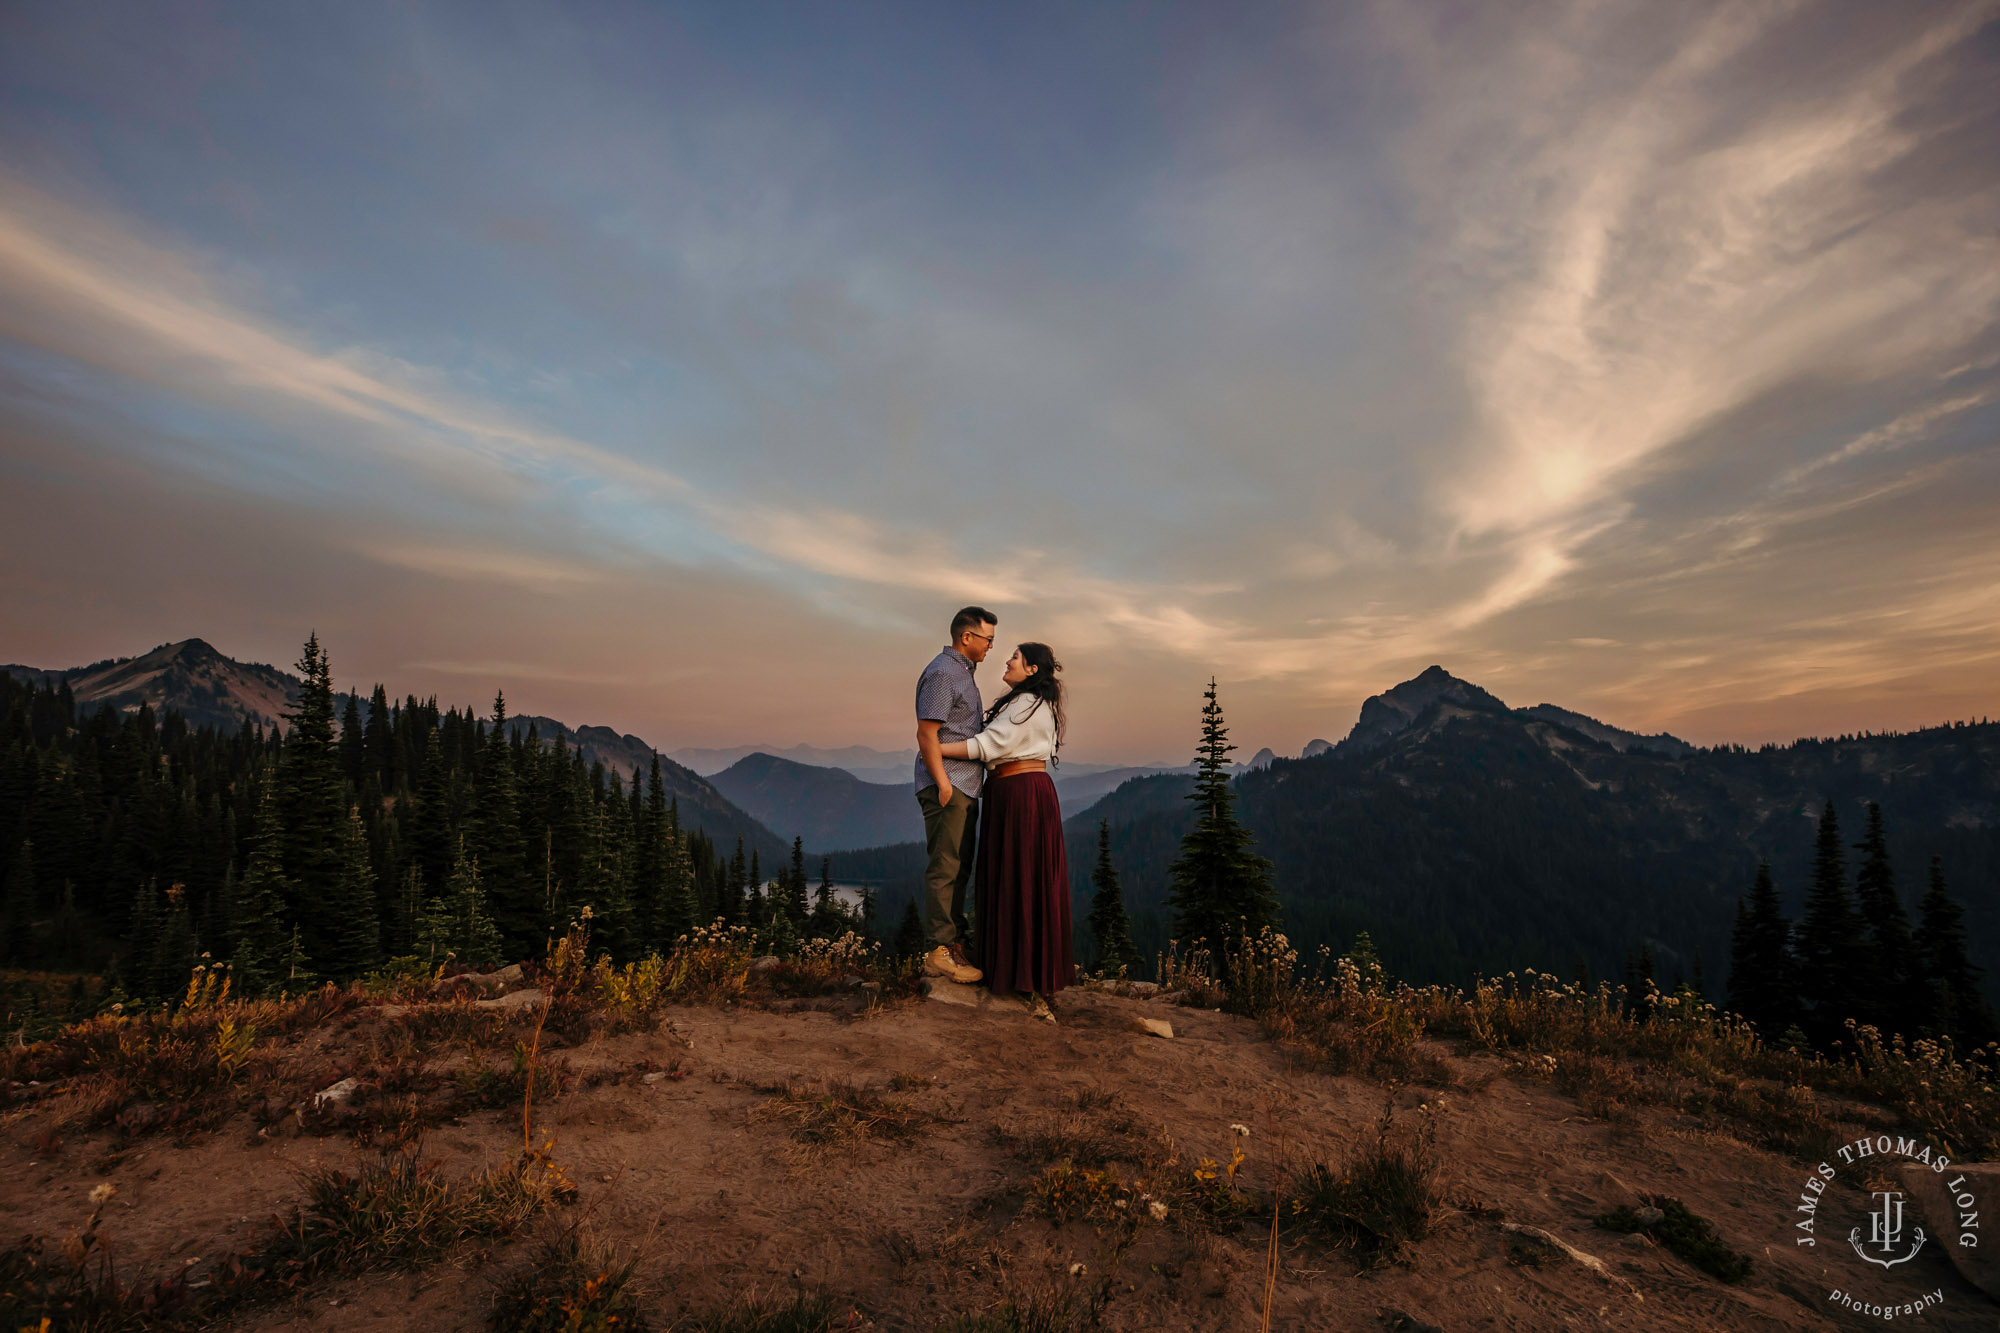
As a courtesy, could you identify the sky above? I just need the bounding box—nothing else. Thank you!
[1,0,1996,763]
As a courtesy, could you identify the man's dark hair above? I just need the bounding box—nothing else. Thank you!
[949,606,998,641]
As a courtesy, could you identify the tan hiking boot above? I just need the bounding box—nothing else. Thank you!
[925,944,981,985]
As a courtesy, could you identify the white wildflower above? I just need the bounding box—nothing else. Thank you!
[1148,1200,1169,1222]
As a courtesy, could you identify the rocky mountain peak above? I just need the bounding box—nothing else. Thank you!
[1334,666,1508,757]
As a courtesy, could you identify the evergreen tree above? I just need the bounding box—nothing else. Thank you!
[408,730,454,898]
[1851,803,1918,1038]
[152,882,199,1001]
[811,856,841,938]
[323,806,382,974]
[419,839,504,968]
[633,755,669,950]
[1622,943,1657,1020]
[363,683,396,790]
[230,777,293,995]
[718,837,746,927]
[1914,857,1998,1051]
[126,878,163,999]
[278,634,350,974]
[859,883,879,944]
[1086,820,1141,977]
[471,693,532,952]
[339,693,366,786]
[2,838,34,965]
[781,836,810,932]
[893,897,927,959]
[1726,862,1797,1037]
[1165,679,1278,960]
[658,821,697,947]
[1795,800,1866,1049]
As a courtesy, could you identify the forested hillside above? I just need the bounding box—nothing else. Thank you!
[0,636,811,994]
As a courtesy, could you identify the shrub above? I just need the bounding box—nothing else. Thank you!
[1595,1195,1752,1284]
[487,1229,649,1331]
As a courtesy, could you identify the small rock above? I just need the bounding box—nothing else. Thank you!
[313,1077,360,1108]
[474,987,547,1012]
[641,1071,667,1084]
[749,955,781,974]
[837,974,864,989]
[1135,1018,1174,1040]
[1632,1205,1664,1227]
[920,977,984,1008]
[1124,981,1160,996]
[858,981,882,999]
[377,1004,409,1020]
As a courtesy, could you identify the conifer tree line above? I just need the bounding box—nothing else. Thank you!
[0,635,867,999]
[1727,799,1996,1054]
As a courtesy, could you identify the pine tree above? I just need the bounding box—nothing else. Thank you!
[633,755,669,950]
[718,838,746,927]
[1726,862,1797,1037]
[893,898,927,959]
[1914,857,1998,1052]
[1623,944,1657,1020]
[231,776,293,995]
[659,821,697,948]
[324,805,382,974]
[126,878,163,999]
[2,838,35,965]
[422,839,504,968]
[278,633,350,975]
[339,693,366,786]
[1165,679,1278,961]
[153,882,199,1000]
[1795,800,1866,1049]
[781,837,810,932]
[1851,803,1918,1039]
[1086,820,1141,977]
[363,683,396,790]
[811,856,841,938]
[471,693,532,952]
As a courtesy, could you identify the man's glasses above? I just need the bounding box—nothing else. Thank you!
[967,631,995,644]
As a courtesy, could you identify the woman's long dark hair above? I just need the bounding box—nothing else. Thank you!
[984,642,1065,764]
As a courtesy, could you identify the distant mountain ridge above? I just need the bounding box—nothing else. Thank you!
[831,665,1997,1010]
[5,639,786,861]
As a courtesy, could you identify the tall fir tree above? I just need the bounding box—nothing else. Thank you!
[416,838,504,968]
[338,693,366,786]
[633,755,669,950]
[1851,803,1919,1039]
[893,897,927,958]
[1795,800,1867,1049]
[322,805,382,975]
[471,693,532,954]
[230,775,293,995]
[1,838,34,965]
[277,633,351,974]
[811,856,841,938]
[1165,679,1279,961]
[362,683,396,790]
[781,836,810,932]
[1726,862,1798,1037]
[1087,820,1142,977]
[1914,857,1998,1052]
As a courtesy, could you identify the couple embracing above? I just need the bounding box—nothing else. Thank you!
[913,606,1074,1024]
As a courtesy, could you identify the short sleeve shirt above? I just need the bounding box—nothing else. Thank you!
[914,647,985,798]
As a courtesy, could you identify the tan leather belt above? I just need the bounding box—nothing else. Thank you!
[992,759,1047,779]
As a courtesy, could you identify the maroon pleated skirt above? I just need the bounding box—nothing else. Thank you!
[974,770,1075,997]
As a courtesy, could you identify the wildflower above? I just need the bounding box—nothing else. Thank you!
[1068,1263,1086,1276]
[1148,1200,1169,1221]
[1113,1198,1129,1210]
[89,1184,117,1206]
[1230,1123,1251,1137]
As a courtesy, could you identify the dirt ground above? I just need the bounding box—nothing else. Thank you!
[3,984,1993,1331]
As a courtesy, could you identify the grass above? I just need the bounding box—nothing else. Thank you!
[676,1290,868,1332]
[488,1229,650,1332]
[0,1152,564,1331]
[1595,1194,1753,1284]
[753,1078,950,1146]
[1170,930,2000,1161]
[1288,1095,1444,1261]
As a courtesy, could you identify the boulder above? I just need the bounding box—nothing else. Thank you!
[748,955,781,974]
[1896,1161,2000,1303]
[1134,1018,1174,1040]
[474,987,547,1013]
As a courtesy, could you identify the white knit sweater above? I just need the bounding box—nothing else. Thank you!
[963,693,1060,766]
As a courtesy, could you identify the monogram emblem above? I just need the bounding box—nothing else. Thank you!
[1847,1190,1926,1269]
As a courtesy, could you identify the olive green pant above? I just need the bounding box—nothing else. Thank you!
[916,784,978,949]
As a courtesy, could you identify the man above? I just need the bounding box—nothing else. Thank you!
[914,606,996,985]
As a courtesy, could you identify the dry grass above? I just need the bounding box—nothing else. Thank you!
[752,1078,952,1147]
[487,1226,651,1332]
[1288,1093,1445,1263]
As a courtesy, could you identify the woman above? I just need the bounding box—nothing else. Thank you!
[938,642,1073,1023]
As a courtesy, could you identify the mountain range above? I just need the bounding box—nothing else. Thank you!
[832,666,1997,1006]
